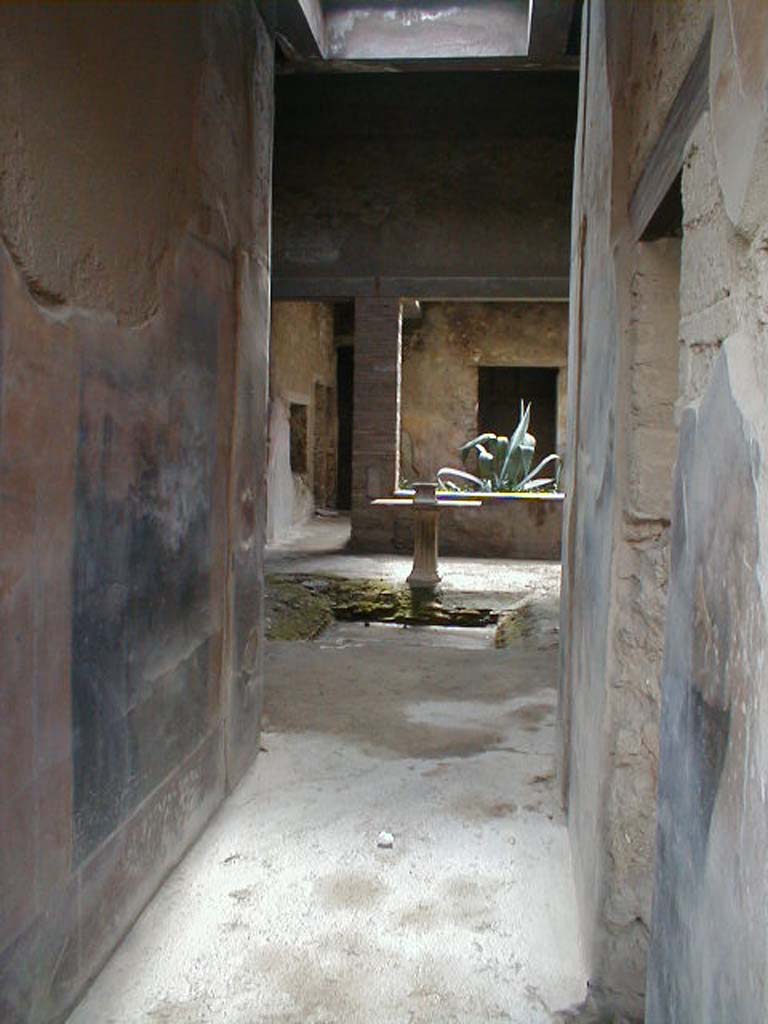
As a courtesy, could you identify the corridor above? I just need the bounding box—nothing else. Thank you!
[5,3,768,1022]
[67,538,585,1023]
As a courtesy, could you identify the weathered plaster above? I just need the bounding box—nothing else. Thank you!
[709,0,768,235]
[563,2,768,1020]
[609,0,714,191]
[559,0,624,1008]
[645,6,768,1011]
[560,3,682,1016]
[0,7,196,323]
[401,302,568,484]
[596,238,681,1009]
[678,113,738,411]
[267,302,337,544]
[647,336,768,1023]
[0,5,274,1021]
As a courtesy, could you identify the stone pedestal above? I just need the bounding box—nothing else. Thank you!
[407,482,440,589]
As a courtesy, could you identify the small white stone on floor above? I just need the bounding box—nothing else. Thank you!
[377,830,394,849]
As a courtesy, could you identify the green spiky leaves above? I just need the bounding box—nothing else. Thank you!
[437,400,561,494]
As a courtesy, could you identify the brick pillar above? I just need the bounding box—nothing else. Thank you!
[350,297,402,550]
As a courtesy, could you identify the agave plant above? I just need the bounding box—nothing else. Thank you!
[437,401,561,493]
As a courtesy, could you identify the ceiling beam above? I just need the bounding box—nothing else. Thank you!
[277,0,326,59]
[272,276,570,302]
[528,0,576,59]
[277,54,579,75]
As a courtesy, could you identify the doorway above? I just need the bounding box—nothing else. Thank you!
[478,365,559,457]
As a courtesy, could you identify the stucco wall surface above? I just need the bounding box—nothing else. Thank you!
[558,0,627,1010]
[560,1,686,1016]
[400,302,568,485]
[563,1,768,1021]
[0,6,274,1022]
[595,238,681,1010]
[648,338,768,1024]
[267,302,337,543]
[645,1,768,1009]
[607,0,713,191]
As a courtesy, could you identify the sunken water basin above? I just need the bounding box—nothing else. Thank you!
[265,574,537,647]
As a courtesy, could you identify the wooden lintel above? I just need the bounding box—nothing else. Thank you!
[277,54,580,75]
[272,277,377,301]
[380,276,570,300]
[528,0,577,59]
[277,0,325,60]
[272,276,570,302]
[629,22,712,242]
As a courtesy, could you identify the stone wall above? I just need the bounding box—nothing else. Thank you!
[595,238,681,1008]
[401,302,568,484]
[365,496,563,561]
[646,0,768,1010]
[350,298,403,550]
[619,0,715,190]
[267,302,337,544]
[0,6,274,1021]
[559,0,698,1015]
[558,3,626,1008]
[561,1,768,1020]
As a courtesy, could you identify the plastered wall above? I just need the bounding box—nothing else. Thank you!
[400,302,568,484]
[594,238,681,1009]
[558,2,625,1007]
[647,4,768,1010]
[0,6,274,1021]
[561,1,768,1020]
[267,302,337,543]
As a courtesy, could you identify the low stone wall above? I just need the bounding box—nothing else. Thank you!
[351,495,563,560]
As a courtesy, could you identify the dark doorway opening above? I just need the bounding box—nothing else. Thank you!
[478,366,558,459]
[289,402,308,474]
[336,345,354,510]
[313,382,337,510]
[641,169,683,242]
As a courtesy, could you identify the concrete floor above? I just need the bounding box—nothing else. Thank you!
[266,515,563,606]
[68,520,587,1023]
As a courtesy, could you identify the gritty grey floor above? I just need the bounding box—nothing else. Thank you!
[68,519,587,1023]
